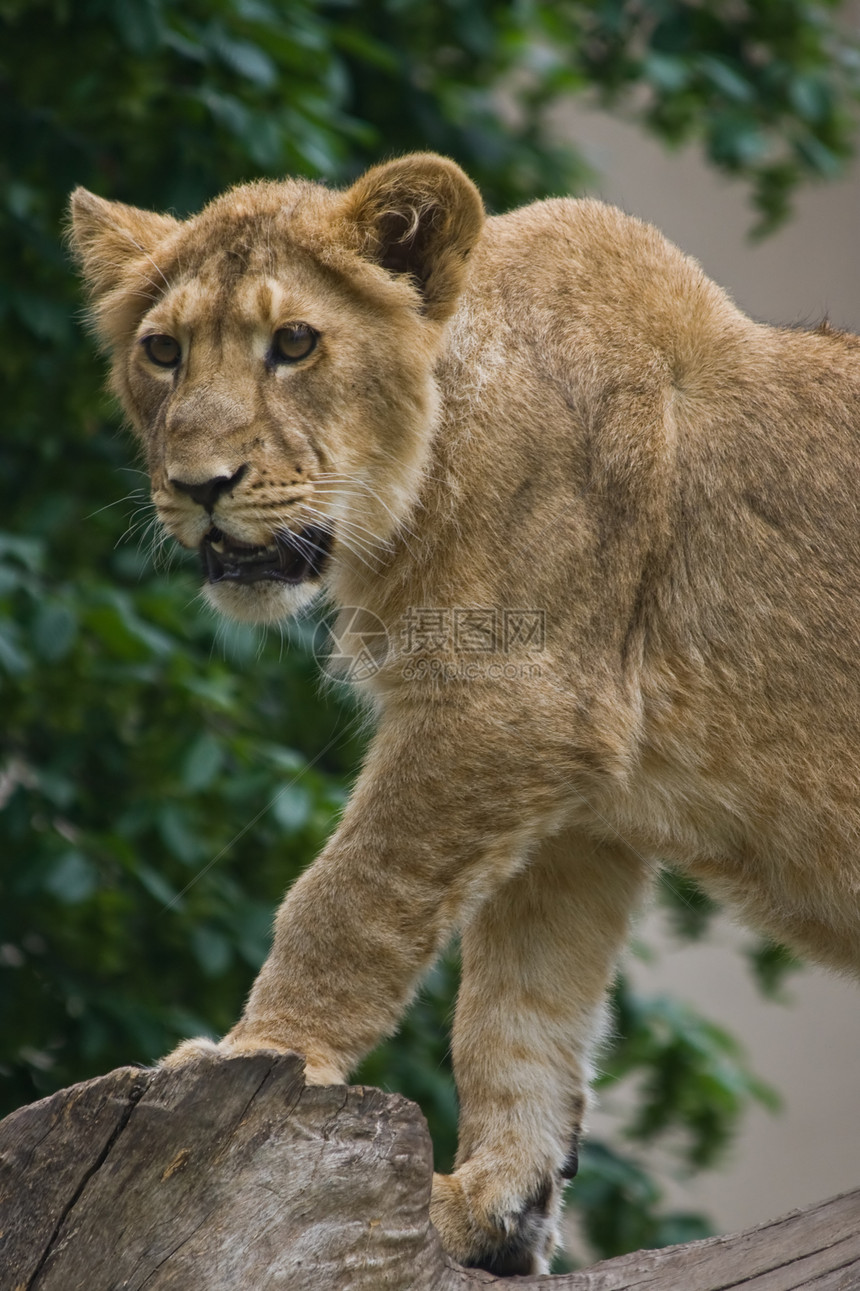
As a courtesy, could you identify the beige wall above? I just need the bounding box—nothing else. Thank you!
[550,101,860,1240]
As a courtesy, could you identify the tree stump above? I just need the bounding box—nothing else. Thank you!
[0,1054,857,1289]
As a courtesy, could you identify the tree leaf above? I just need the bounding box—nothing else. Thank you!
[181,733,224,792]
[44,851,99,904]
[33,603,77,663]
[209,33,278,88]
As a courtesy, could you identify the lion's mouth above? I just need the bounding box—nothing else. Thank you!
[201,525,333,585]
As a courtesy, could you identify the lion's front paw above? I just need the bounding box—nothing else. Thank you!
[430,1166,560,1276]
[159,1037,227,1069]
[159,1034,292,1072]
[225,1024,347,1085]
[159,1031,345,1086]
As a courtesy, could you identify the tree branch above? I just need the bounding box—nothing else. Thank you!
[0,1055,856,1289]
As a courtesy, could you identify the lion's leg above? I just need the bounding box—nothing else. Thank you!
[431,831,650,1276]
[160,704,574,1086]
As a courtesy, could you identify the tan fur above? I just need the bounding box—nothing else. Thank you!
[69,155,860,1276]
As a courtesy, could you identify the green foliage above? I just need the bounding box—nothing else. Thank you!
[606,979,780,1171]
[746,937,805,999]
[574,1140,712,1261]
[0,519,364,1104]
[563,0,860,233]
[659,869,722,941]
[0,0,850,1265]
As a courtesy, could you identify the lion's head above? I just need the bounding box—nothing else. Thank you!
[69,156,483,622]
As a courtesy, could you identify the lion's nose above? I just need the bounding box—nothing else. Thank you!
[170,465,248,511]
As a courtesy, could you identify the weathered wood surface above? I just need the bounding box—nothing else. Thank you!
[0,1055,857,1290]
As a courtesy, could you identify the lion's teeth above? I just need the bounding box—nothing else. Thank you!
[207,531,277,561]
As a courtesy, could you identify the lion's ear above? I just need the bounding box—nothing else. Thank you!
[67,188,180,304]
[340,154,485,322]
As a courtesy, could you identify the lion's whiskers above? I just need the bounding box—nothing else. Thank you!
[314,473,418,541]
[301,500,390,554]
[269,504,383,575]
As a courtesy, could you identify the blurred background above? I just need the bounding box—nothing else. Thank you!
[1,0,858,1272]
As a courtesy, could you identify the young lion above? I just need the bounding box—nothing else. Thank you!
[70,154,860,1276]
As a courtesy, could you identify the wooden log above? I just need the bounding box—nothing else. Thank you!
[0,1055,857,1289]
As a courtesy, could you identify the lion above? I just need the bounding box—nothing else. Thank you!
[69,153,860,1276]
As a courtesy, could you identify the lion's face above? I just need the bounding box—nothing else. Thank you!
[123,216,438,625]
[70,158,484,622]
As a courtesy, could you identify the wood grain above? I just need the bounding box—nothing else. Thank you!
[0,1057,856,1289]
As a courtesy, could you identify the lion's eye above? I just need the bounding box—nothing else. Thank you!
[142,334,181,368]
[272,324,318,364]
